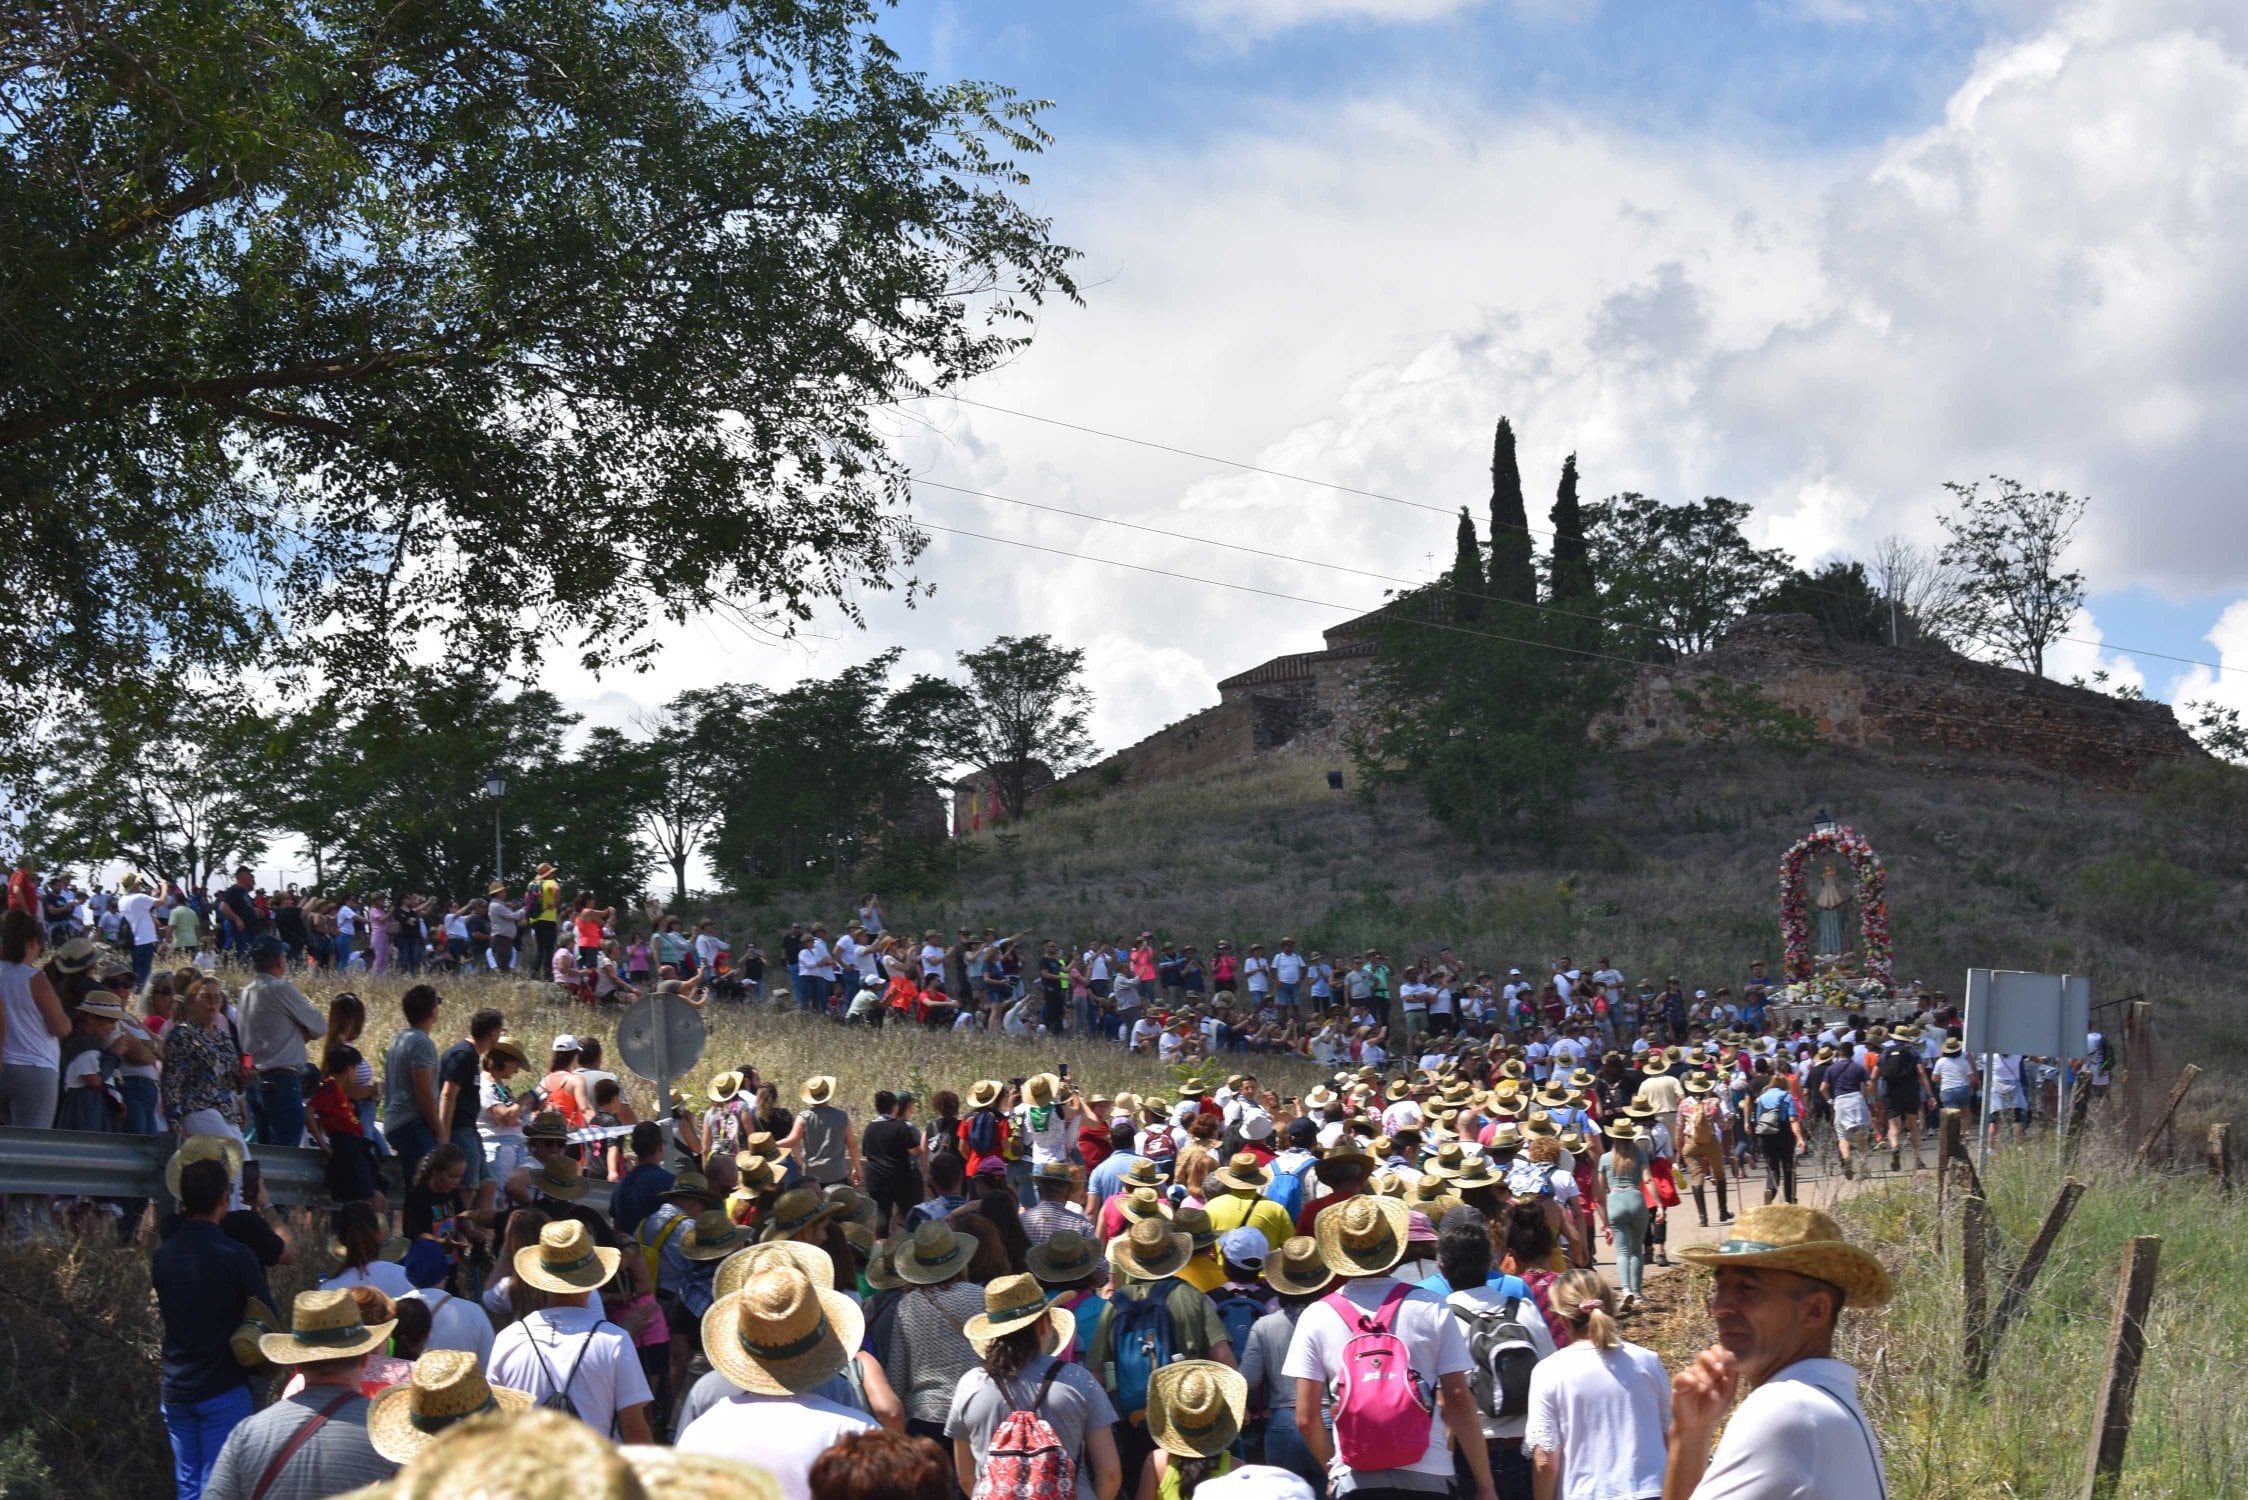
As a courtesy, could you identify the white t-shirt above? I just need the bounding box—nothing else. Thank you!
[1592,968,1624,1004]
[1272,952,1306,985]
[1360,1041,1387,1068]
[1281,1278,1470,1485]
[488,1306,654,1438]
[479,1076,527,1142]
[408,1287,495,1365]
[1398,982,1429,1014]
[1990,1054,2026,1105]
[1521,1339,1670,1499]
[679,1391,873,1500]
[1690,1357,1885,1500]
[1158,1030,1186,1063]
[1130,1018,1164,1052]
[1243,956,1272,994]
[321,1261,416,1299]
[119,892,159,945]
[920,943,946,980]
[1444,1285,1557,1441]
[1381,1101,1423,1136]
[336,905,358,937]
[117,1012,163,1082]
[1012,1103,1080,1167]
[1931,1055,1976,1093]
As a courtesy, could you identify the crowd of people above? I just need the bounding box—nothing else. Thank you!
[8,860,2117,1498]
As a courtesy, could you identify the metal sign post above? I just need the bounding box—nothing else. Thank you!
[617,992,707,1130]
[1963,969,2091,1171]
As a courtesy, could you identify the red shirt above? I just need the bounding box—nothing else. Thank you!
[1296,1187,1361,1236]
[6,869,36,916]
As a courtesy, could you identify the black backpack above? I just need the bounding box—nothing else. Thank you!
[1878,1048,1917,1088]
[1454,1297,1540,1420]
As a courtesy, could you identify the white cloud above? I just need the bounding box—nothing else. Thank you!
[2165,599,2248,719]
[2042,605,2145,696]
[1172,0,1485,43]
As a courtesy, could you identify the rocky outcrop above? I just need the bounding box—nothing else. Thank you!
[1593,614,2204,784]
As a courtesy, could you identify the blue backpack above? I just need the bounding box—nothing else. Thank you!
[1105,1277,1181,1420]
[966,1108,1004,1157]
[1264,1158,1315,1223]
[1212,1291,1265,1355]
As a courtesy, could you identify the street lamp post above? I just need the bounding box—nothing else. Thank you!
[486,771,507,881]
[1812,807,1839,841]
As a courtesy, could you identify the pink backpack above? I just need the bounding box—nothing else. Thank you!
[974,1365,1075,1500]
[1324,1284,1434,1472]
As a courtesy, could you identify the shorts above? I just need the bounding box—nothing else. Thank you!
[483,1136,528,1185]
[1401,1009,1427,1037]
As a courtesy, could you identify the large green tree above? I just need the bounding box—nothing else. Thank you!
[953,634,1094,820]
[1448,508,1483,622]
[0,0,1078,760]
[1584,494,1792,659]
[1936,477,2088,677]
[1751,560,1889,644]
[1486,416,1536,605]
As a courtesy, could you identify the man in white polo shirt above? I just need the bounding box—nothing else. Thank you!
[1665,1205,1891,1499]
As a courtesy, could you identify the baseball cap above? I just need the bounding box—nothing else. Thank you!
[1287,1117,1319,1146]
[1219,1228,1269,1268]
[1241,1114,1275,1142]
[551,1033,583,1053]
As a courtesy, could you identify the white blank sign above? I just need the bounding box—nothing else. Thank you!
[1962,969,2091,1058]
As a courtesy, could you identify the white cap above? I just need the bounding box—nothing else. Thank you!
[1241,1113,1275,1141]
[1508,968,1522,976]
[1694,990,1708,1000]
[1195,1467,1317,1500]
[551,1033,583,1053]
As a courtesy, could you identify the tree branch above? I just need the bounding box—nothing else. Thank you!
[0,349,445,445]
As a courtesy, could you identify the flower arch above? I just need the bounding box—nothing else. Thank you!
[1778,825,1893,989]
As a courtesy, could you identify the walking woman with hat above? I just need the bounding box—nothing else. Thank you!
[1138,1361,1248,1500]
[1521,1270,1669,1500]
[945,1272,1123,1500]
[1666,1206,1893,1499]
[881,1221,989,1459]
[1594,1119,1655,1308]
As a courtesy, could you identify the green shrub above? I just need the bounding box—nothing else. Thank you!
[2073,853,2219,943]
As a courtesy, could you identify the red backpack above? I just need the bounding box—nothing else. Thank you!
[974,1365,1075,1500]
[1325,1284,1434,1472]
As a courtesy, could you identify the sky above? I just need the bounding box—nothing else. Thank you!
[541,0,2248,761]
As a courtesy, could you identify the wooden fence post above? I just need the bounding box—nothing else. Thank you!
[1992,1177,2084,1350]
[1963,1195,1992,1384]
[1936,1109,1961,1255]
[1949,1117,1986,1202]
[2209,1123,2233,1196]
[2124,1001,2155,1141]
[2081,1236,2163,1500]
[2132,1065,2201,1166]
[2068,1071,2094,1144]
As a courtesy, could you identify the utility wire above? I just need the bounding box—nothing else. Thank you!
[913,394,2239,680]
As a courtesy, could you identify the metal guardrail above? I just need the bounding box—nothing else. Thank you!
[0,1125,613,1213]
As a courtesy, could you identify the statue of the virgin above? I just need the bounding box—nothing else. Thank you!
[1815,861,1848,956]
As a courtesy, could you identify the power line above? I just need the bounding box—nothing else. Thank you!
[917,517,2208,757]
[913,395,2240,680]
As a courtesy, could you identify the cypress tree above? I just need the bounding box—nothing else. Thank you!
[1547,452,1592,605]
[1449,507,1483,621]
[1486,416,1536,604]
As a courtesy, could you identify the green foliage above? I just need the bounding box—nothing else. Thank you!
[2071,853,2218,943]
[1936,477,2088,677]
[1449,507,1484,622]
[2141,757,2248,871]
[1669,675,1822,754]
[954,634,1095,820]
[0,0,1078,754]
[1545,453,1595,623]
[2182,699,2248,763]
[1752,560,1890,644]
[1583,493,1793,658]
[1486,416,1537,606]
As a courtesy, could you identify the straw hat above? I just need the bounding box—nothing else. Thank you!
[355,1410,636,1499]
[119,872,147,893]
[663,1172,721,1208]
[485,1034,531,1073]
[260,1288,395,1364]
[1320,1135,1374,1166]
[737,1130,784,1162]
[1641,1054,1671,1075]
[1108,1215,1194,1281]
[529,1155,590,1201]
[733,1156,779,1196]
[1121,1158,1165,1190]
[800,1075,837,1107]
[1941,1037,1964,1056]
[861,1239,905,1293]
[165,1134,244,1200]
[1302,1086,1336,1111]
[966,1079,1004,1110]
[708,1071,747,1104]
[1678,1204,1893,1307]
[1603,1119,1642,1143]
[515,1220,622,1294]
[894,1221,976,1284]
[1147,1362,1248,1459]
[1024,1073,1061,1107]
[964,1273,1076,1355]
[713,1238,831,1300]
[1212,1151,1271,1194]
[1314,1194,1409,1278]
[759,1188,836,1243]
[1681,1073,1716,1096]
[824,1184,881,1231]
[524,1110,571,1143]
[1262,1235,1336,1298]
[1172,1206,1218,1253]
[684,1209,754,1262]
[367,1349,533,1461]
[1523,1113,1558,1139]
[1449,1151,1504,1192]
[617,1447,785,1500]
[75,995,128,1020]
[488,881,507,897]
[229,1296,281,1371]
[1421,1142,1473,1180]
[1558,1131,1589,1156]
[1118,1187,1171,1225]
[535,862,557,877]
[703,1265,864,1396]
[1026,1229,1102,1285]
[326,1231,411,1264]
[1031,1160,1079,1190]
[1407,1175,1460,1220]
[1486,1122,1523,1154]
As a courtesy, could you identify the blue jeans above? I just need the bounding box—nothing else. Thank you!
[1277,981,1299,1008]
[250,1069,306,1149]
[793,972,828,1013]
[1941,1086,1975,1110]
[131,941,157,985]
[120,1075,160,1136]
[389,1119,437,1187]
[164,1384,254,1500]
[1262,1407,1326,1498]
[450,1124,485,1189]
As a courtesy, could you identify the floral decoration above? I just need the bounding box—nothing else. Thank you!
[1777,824,1893,991]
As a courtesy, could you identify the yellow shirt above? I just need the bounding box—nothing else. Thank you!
[1178,1253,1226,1295]
[1202,1191,1295,1257]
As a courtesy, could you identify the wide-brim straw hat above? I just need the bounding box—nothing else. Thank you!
[1031,1160,1079,1189]
[368,1349,533,1462]
[516,1220,623,1294]
[487,881,508,897]
[861,1238,906,1292]
[1624,1102,1658,1121]
[663,1171,721,1208]
[1422,1142,1472,1180]
[1449,1154,1504,1191]
[1314,1194,1409,1278]
[529,1155,590,1201]
[825,1184,882,1231]
[1118,1187,1171,1225]
[1320,1135,1375,1166]
[1679,1204,1893,1307]
[1681,1073,1716,1096]
[1941,1038,1964,1056]
[1302,1086,1336,1111]
[895,1221,976,1284]
[964,1273,1077,1355]
[738,1130,784,1162]
[759,1187,836,1243]
[485,1035,531,1073]
[800,1075,837,1107]
[713,1238,832,1301]
[1173,1207,1218,1252]
[1148,1361,1248,1459]
[165,1134,245,1199]
[1212,1151,1270,1193]
[1486,1122,1523,1154]
[260,1288,396,1364]
[76,995,129,1020]
[685,1208,755,1262]
[703,1265,865,1396]
[966,1079,1004,1110]
[1262,1235,1336,1297]
[1604,1119,1642,1142]
[1108,1215,1194,1281]
[524,1110,571,1143]
[1121,1158,1165,1190]
[535,862,557,877]
[618,1446,786,1500]
[708,1071,747,1104]
[1026,1229,1102,1285]
[326,1232,411,1264]
[1641,1054,1671,1074]
[1024,1072,1061,1107]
